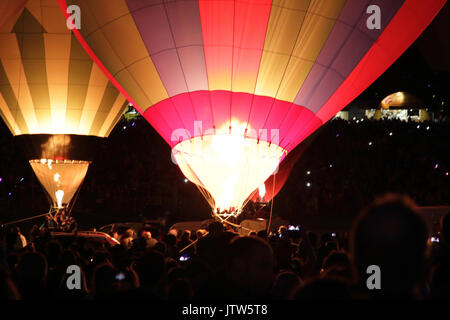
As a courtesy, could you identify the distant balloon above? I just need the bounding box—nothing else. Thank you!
[60,0,446,219]
[0,0,128,209]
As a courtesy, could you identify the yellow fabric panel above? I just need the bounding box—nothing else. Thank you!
[78,64,109,134]
[123,57,169,109]
[272,0,311,10]
[308,0,347,19]
[255,1,308,98]
[207,46,232,91]
[0,93,21,134]
[256,0,346,101]
[114,69,151,111]
[276,0,347,101]
[231,50,261,93]
[45,34,71,134]
[0,35,39,133]
[64,108,82,132]
[78,0,131,29]
[84,12,168,109]
[40,2,70,34]
[98,97,127,138]
[99,15,149,73]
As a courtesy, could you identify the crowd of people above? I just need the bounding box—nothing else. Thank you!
[0,193,449,300]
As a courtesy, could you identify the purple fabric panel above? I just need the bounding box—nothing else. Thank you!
[167,1,208,91]
[151,50,188,96]
[165,1,203,47]
[126,0,163,12]
[294,0,404,113]
[127,0,208,96]
[178,46,208,92]
[131,4,174,54]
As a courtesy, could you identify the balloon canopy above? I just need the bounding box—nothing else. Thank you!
[0,0,128,209]
[60,0,446,218]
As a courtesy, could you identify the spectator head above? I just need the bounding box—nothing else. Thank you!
[278,226,288,238]
[163,233,177,247]
[208,221,224,237]
[321,250,354,282]
[272,271,301,299]
[140,230,152,240]
[257,230,267,240]
[292,278,352,300]
[308,231,318,248]
[91,263,116,297]
[0,264,20,300]
[351,194,428,297]
[196,229,207,239]
[134,250,166,289]
[225,236,274,298]
[15,252,48,299]
[168,229,178,238]
[181,230,191,242]
[167,279,194,300]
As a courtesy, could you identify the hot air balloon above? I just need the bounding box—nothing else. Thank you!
[0,0,128,214]
[59,0,445,221]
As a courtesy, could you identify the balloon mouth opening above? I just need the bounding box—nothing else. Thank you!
[29,159,91,209]
[172,134,286,219]
[213,207,241,222]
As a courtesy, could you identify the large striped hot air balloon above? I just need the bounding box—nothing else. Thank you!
[59,0,445,220]
[0,0,127,211]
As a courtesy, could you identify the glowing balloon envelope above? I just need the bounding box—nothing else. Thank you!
[0,1,128,209]
[59,0,446,218]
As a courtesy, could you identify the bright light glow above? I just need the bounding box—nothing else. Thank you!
[54,173,61,182]
[29,160,90,208]
[55,190,64,208]
[306,182,311,187]
[381,92,405,109]
[172,126,286,219]
[307,171,311,175]
[258,183,266,200]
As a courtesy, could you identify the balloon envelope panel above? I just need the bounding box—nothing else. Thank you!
[0,0,127,137]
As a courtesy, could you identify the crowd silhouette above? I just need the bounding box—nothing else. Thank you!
[0,194,450,300]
